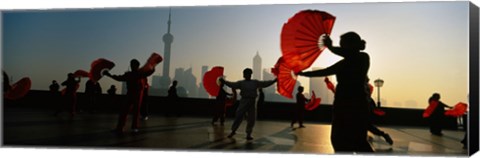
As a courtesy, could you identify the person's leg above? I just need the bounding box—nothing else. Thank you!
[245,99,256,140]
[132,91,144,131]
[229,99,248,137]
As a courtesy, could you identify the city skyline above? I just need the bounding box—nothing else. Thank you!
[2,2,471,109]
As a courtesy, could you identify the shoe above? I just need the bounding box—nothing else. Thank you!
[383,133,393,145]
[246,135,254,140]
[227,132,236,138]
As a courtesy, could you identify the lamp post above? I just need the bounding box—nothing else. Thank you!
[374,78,384,108]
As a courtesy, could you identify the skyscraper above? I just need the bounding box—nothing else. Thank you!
[253,51,262,80]
[159,8,174,90]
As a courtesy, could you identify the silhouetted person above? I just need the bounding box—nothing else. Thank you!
[365,78,393,145]
[220,68,277,140]
[167,80,180,117]
[298,32,373,152]
[107,85,117,96]
[104,59,154,133]
[140,77,149,120]
[427,93,452,136]
[211,82,232,125]
[292,86,308,128]
[84,79,102,113]
[57,73,81,117]
[49,80,61,114]
[257,88,265,108]
[107,85,118,112]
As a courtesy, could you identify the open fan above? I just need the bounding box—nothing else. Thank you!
[423,100,439,118]
[445,102,468,117]
[4,77,31,100]
[281,10,336,73]
[74,70,90,78]
[305,91,321,111]
[202,66,224,96]
[139,52,163,74]
[272,57,297,99]
[90,58,115,82]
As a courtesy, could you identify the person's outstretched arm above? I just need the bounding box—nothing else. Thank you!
[220,78,240,89]
[298,62,340,77]
[257,78,277,88]
[104,71,126,82]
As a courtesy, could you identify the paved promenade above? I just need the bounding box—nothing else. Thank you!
[2,107,468,157]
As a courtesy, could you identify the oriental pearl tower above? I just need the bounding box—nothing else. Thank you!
[159,8,174,90]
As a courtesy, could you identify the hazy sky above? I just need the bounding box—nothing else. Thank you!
[2,1,471,109]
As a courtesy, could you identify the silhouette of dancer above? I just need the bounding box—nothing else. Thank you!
[57,73,81,117]
[84,79,102,113]
[107,85,118,111]
[292,86,308,128]
[107,85,117,95]
[211,82,232,125]
[140,77,150,120]
[427,93,452,136]
[49,80,61,113]
[298,32,373,152]
[220,68,277,140]
[104,59,155,133]
[365,78,393,145]
[167,80,180,117]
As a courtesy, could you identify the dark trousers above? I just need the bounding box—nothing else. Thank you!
[291,105,304,127]
[116,90,143,131]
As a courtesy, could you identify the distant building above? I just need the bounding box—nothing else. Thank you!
[253,51,262,80]
[262,68,276,95]
[197,65,209,98]
[159,8,174,91]
[309,67,334,104]
[173,67,198,98]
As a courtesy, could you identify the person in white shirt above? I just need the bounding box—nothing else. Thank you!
[220,68,277,140]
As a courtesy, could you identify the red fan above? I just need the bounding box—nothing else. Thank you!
[272,57,297,99]
[90,58,115,82]
[373,108,386,116]
[281,10,336,73]
[423,100,439,118]
[74,70,90,78]
[305,91,321,111]
[139,52,163,74]
[445,102,468,117]
[324,77,336,93]
[203,66,224,96]
[4,77,31,100]
[368,83,374,95]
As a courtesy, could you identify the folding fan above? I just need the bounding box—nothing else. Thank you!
[281,10,336,73]
[423,100,439,118]
[90,58,115,82]
[4,77,31,100]
[74,70,90,78]
[324,77,336,93]
[373,108,386,116]
[271,57,297,99]
[305,91,321,111]
[202,66,224,96]
[139,52,163,74]
[445,102,468,117]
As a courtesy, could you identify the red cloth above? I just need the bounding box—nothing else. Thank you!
[305,91,321,111]
[90,58,115,82]
[280,10,336,73]
[139,52,163,74]
[445,102,468,117]
[203,66,224,96]
[74,70,90,78]
[324,77,336,93]
[423,100,439,118]
[4,77,31,100]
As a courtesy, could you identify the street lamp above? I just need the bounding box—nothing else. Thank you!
[374,78,384,108]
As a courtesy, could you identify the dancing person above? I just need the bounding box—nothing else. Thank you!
[292,86,308,128]
[365,78,393,145]
[167,80,180,117]
[104,59,154,133]
[298,32,373,152]
[427,93,452,136]
[57,73,81,117]
[220,68,277,140]
[84,79,102,113]
[211,82,232,125]
[49,80,61,114]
